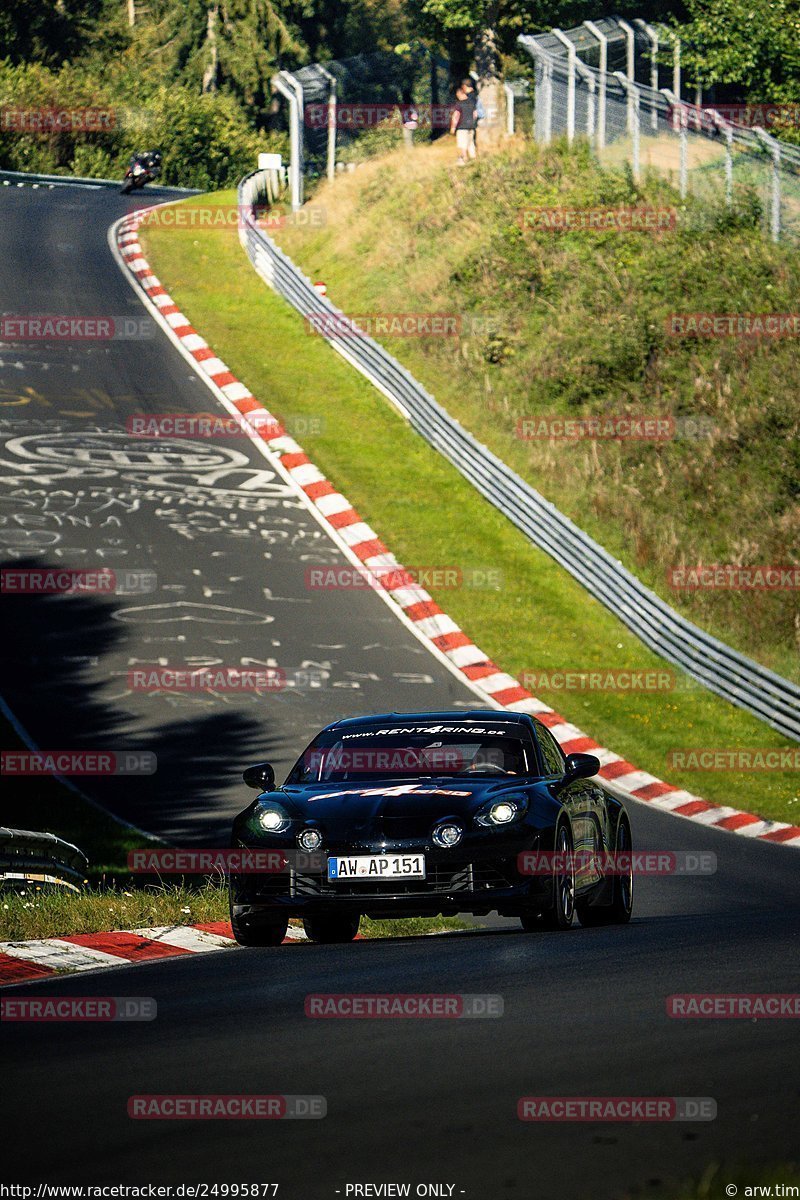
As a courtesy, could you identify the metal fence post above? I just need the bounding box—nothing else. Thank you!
[614,72,640,180]
[633,19,660,131]
[272,71,304,209]
[576,61,596,148]
[318,65,337,181]
[504,82,515,134]
[662,88,687,196]
[678,102,687,198]
[583,21,607,151]
[616,18,636,134]
[754,126,782,242]
[709,109,734,206]
[542,57,554,144]
[658,27,681,100]
[552,29,576,143]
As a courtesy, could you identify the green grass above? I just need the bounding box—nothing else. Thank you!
[137,186,800,826]
[360,915,470,938]
[0,882,227,942]
[275,138,800,683]
[0,882,468,942]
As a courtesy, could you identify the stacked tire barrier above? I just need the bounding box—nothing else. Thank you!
[0,827,88,892]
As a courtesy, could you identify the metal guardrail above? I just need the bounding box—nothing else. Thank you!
[0,168,201,193]
[237,170,800,742]
[0,827,88,892]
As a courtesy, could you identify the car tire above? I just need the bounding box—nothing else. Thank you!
[576,816,633,927]
[302,914,360,944]
[229,899,288,946]
[538,821,575,931]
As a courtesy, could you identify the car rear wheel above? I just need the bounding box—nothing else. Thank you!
[576,816,633,927]
[303,914,360,944]
[229,899,288,946]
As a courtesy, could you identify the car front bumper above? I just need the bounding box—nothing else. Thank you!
[230,839,552,920]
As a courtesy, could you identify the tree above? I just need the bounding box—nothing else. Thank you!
[138,0,306,117]
[413,0,505,137]
[672,0,800,102]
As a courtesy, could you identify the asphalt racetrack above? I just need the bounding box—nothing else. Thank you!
[1,179,798,1199]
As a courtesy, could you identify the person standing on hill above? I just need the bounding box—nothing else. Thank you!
[449,82,478,164]
[464,77,486,151]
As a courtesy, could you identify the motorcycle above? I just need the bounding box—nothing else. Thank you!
[120,153,161,195]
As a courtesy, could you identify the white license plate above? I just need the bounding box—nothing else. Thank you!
[327,854,425,881]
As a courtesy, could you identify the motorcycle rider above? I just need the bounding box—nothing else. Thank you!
[121,148,162,193]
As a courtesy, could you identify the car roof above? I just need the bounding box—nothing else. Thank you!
[321,710,532,732]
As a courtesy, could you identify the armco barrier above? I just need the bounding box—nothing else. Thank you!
[0,827,88,892]
[236,169,800,743]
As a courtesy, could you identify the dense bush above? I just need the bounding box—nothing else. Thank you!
[0,59,287,187]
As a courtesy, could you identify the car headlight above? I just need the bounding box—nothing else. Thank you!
[432,822,463,848]
[297,827,323,851]
[475,797,527,827]
[256,805,291,833]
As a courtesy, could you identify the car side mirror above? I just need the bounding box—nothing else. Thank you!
[562,752,600,784]
[243,762,275,791]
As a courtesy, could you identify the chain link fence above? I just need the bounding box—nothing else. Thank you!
[519,22,800,245]
[272,49,452,204]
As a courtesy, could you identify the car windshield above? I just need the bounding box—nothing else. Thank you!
[287,725,536,784]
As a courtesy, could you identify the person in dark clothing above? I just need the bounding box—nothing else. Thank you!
[449,83,477,164]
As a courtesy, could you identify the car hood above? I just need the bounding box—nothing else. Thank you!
[269,778,531,825]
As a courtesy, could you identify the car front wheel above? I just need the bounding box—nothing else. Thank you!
[520,822,575,932]
[540,822,575,931]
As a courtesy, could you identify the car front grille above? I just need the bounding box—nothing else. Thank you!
[249,860,517,900]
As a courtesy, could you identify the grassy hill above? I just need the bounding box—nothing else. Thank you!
[274,137,800,684]
[138,175,799,824]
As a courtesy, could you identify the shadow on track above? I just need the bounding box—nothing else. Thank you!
[1,556,280,846]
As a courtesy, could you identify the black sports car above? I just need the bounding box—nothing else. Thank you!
[229,709,633,944]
